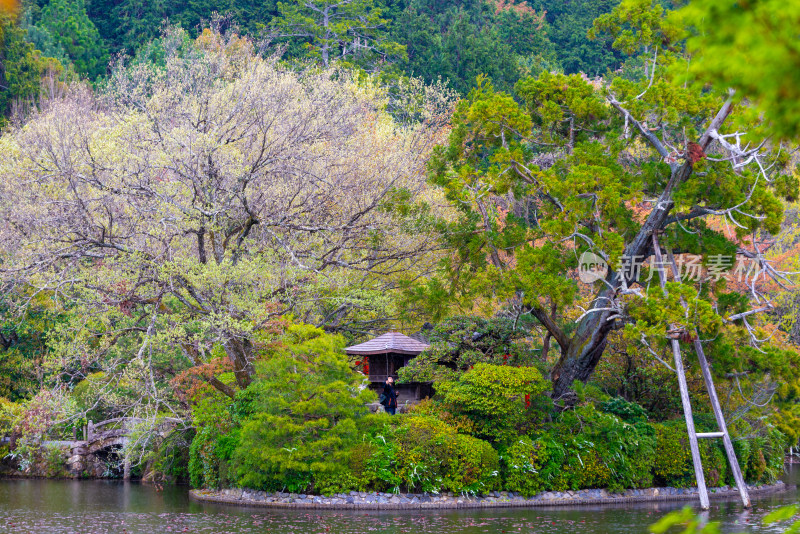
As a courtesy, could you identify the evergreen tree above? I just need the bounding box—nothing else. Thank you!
[528,0,622,75]
[0,10,58,124]
[87,0,176,56]
[232,324,375,492]
[37,0,108,79]
[271,0,404,69]
[391,0,550,94]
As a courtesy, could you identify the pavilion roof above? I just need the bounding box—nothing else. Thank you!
[344,332,430,356]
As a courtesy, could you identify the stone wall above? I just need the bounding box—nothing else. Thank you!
[190,481,791,510]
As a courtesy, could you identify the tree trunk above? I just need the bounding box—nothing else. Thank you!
[550,284,616,400]
[224,336,255,389]
[547,94,734,400]
[549,184,679,399]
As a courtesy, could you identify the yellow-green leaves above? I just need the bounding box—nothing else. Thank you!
[680,0,800,141]
[590,0,682,56]
[436,363,549,443]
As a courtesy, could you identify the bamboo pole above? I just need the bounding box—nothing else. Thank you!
[653,235,710,510]
[664,249,751,508]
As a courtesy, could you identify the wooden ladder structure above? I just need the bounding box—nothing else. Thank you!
[652,234,750,510]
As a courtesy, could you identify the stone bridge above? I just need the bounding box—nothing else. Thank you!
[47,417,177,479]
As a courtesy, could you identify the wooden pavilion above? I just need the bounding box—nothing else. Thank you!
[345,332,432,403]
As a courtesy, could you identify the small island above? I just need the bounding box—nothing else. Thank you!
[0,0,799,532]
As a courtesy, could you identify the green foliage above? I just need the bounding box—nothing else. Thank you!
[496,404,658,495]
[230,324,375,493]
[546,405,655,492]
[652,421,694,487]
[501,436,548,496]
[42,443,69,477]
[355,414,501,494]
[398,315,542,383]
[390,0,549,94]
[653,419,787,489]
[86,0,176,56]
[188,394,234,488]
[435,363,549,444]
[0,398,19,437]
[650,504,800,534]
[590,0,682,57]
[81,0,560,93]
[649,506,722,534]
[528,0,621,75]
[680,0,800,140]
[271,0,404,70]
[35,0,108,78]
[599,396,648,423]
[147,429,194,483]
[0,11,59,124]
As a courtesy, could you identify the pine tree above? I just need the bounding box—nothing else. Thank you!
[38,0,108,79]
[271,0,405,70]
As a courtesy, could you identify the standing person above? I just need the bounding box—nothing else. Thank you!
[381,376,398,415]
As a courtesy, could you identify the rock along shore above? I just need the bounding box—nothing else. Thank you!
[190,481,792,510]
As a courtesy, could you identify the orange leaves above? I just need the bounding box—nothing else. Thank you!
[488,0,543,20]
[687,142,706,164]
[0,0,19,14]
[171,358,234,402]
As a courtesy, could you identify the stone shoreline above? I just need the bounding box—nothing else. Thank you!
[190,481,792,510]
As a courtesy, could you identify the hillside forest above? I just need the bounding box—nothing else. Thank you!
[1,0,800,498]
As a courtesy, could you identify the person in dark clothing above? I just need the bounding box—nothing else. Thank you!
[381,376,398,415]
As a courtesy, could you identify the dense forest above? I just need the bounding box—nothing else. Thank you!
[1,0,622,115]
[1,0,800,505]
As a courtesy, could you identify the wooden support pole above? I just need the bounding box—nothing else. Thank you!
[653,235,710,510]
[664,249,751,508]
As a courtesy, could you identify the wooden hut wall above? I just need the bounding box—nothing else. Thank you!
[369,354,388,381]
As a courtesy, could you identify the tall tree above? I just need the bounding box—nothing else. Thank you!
[271,0,404,69]
[390,0,553,94]
[86,0,177,56]
[0,27,450,399]
[36,0,108,79]
[0,10,58,124]
[528,0,621,75]
[418,0,799,401]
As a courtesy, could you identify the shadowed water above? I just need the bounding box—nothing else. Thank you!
[0,466,797,533]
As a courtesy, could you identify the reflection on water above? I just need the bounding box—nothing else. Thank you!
[0,466,797,533]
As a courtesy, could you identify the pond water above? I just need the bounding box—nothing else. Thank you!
[0,467,798,533]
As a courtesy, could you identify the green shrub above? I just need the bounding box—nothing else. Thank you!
[435,363,549,444]
[599,397,649,424]
[43,443,69,478]
[502,436,548,496]
[650,419,787,488]
[355,415,500,494]
[187,394,234,488]
[147,429,194,484]
[545,405,655,492]
[700,441,728,487]
[653,422,694,487]
[231,325,375,493]
[733,438,752,476]
[393,415,500,494]
[189,426,223,488]
[744,427,788,484]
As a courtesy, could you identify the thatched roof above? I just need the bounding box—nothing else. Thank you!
[344,332,430,356]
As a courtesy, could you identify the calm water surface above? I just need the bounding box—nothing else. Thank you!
[0,467,798,533]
